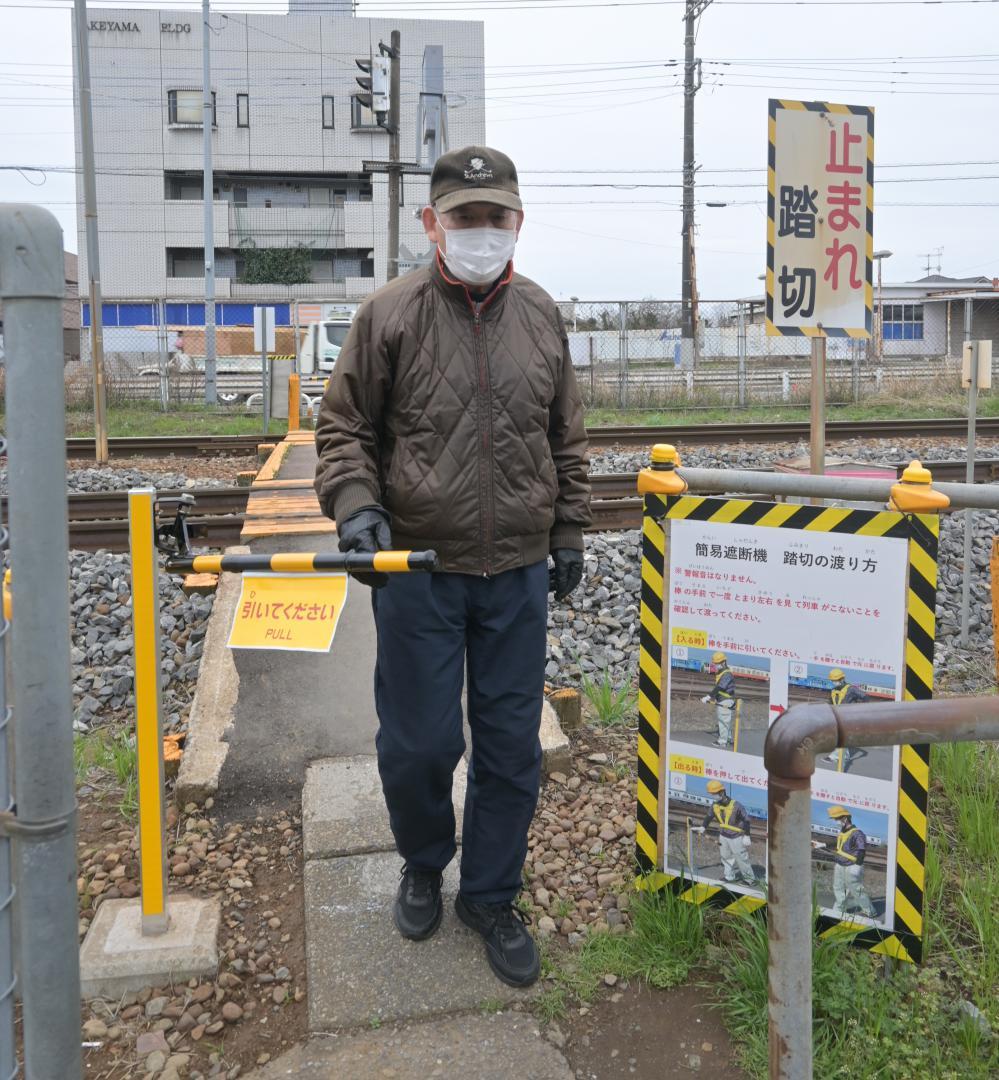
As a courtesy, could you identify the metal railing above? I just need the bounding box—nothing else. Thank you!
[764,697,999,1080]
[0,204,80,1076]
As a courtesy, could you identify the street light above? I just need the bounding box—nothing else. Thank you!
[570,295,579,332]
[873,250,893,361]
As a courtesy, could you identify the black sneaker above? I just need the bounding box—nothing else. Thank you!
[393,864,443,941]
[454,894,540,988]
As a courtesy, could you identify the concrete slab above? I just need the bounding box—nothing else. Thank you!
[175,547,247,807]
[305,852,537,1032]
[79,896,220,999]
[215,527,380,816]
[302,755,468,860]
[539,700,571,776]
[244,1012,573,1079]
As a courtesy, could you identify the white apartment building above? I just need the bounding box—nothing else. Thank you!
[72,3,485,306]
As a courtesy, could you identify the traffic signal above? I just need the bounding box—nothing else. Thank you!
[355,54,390,126]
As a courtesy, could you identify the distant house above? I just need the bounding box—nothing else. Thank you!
[0,251,81,364]
[877,274,999,357]
[739,273,999,359]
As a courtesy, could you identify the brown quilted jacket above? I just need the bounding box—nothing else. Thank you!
[314,255,591,575]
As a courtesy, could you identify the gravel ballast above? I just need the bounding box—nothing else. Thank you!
[68,549,214,733]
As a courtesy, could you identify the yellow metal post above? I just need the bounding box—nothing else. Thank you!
[127,489,169,934]
[288,374,300,433]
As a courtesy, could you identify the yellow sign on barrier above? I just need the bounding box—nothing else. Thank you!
[228,573,348,652]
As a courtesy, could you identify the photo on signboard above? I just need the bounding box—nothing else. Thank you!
[810,797,890,928]
[669,646,770,758]
[665,774,766,893]
[777,662,897,781]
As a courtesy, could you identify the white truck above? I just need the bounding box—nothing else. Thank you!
[298,307,356,376]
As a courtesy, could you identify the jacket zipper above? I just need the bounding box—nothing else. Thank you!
[472,309,495,576]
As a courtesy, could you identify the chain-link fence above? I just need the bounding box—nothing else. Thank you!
[561,298,998,409]
[12,293,997,413]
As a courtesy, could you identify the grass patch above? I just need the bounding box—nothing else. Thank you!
[538,886,706,1018]
[4,401,291,439]
[580,670,636,727]
[583,393,999,429]
[707,908,999,1079]
[74,727,139,819]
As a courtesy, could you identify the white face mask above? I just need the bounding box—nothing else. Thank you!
[436,215,517,286]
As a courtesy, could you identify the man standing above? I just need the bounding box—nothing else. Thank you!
[314,146,590,988]
[692,780,757,887]
[814,806,877,918]
[823,668,870,770]
[700,651,739,749]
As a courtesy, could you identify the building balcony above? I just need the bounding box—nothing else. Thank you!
[228,206,345,249]
[167,277,232,298]
[164,201,230,248]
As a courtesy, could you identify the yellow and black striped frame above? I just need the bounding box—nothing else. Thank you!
[636,493,938,962]
[766,98,874,340]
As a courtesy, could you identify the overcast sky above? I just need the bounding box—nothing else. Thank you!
[2,0,998,299]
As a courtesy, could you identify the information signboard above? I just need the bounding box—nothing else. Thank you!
[766,99,874,339]
[636,494,938,962]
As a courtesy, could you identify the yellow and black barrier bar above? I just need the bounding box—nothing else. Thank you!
[165,550,439,575]
[635,489,939,960]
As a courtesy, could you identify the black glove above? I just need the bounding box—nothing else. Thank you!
[337,506,392,588]
[550,548,584,601]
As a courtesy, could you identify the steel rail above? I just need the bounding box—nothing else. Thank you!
[65,434,264,459]
[587,416,999,449]
[1,487,249,523]
[60,418,999,460]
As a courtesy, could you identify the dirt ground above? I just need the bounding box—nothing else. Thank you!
[556,981,747,1079]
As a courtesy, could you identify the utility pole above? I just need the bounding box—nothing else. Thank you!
[202,0,217,405]
[387,31,401,281]
[74,0,109,463]
[357,35,404,282]
[680,0,712,370]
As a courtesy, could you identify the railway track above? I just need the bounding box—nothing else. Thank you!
[585,416,999,450]
[53,455,997,551]
[66,434,264,459]
[62,417,999,460]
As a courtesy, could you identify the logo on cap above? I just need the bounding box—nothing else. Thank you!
[464,156,493,182]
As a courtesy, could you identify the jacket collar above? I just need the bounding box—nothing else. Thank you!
[431,250,514,316]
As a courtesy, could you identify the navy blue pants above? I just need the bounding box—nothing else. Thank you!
[371,561,548,904]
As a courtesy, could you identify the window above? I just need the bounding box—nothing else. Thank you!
[309,186,331,207]
[233,186,248,208]
[882,303,924,341]
[236,93,249,128]
[351,94,383,130]
[322,96,334,129]
[168,89,215,127]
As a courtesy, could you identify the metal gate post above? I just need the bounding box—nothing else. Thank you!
[765,696,999,1080]
[737,302,747,408]
[0,204,82,1078]
[767,774,814,1079]
[156,299,170,411]
[618,302,629,408]
[0,440,15,1080]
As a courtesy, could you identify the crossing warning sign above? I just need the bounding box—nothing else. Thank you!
[766,99,874,339]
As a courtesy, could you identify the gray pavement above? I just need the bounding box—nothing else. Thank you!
[303,755,468,860]
[245,1012,573,1079]
[305,852,538,1032]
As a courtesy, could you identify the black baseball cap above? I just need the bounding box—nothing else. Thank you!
[429,145,522,214]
